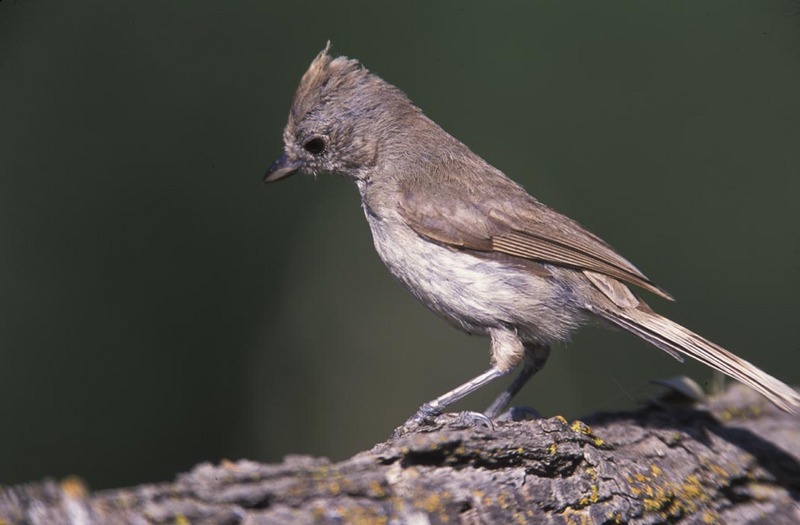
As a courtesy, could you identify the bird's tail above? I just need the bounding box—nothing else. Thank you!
[594,307,800,414]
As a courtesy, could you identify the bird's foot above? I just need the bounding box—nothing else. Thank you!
[392,402,442,438]
[452,410,494,430]
[392,404,495,438]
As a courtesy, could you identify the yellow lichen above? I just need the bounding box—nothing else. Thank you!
[628,467,714,519]
[561,509,593,525]
[497,492,509,509]
[707,463,729,478]
[643,498,663,512]
[369,480,386,498]
[417,492,444,513]
[569,420,607,448]
[334,505,389,525]
[576,484,600,508]
[60,476,89,499]
[311,466,330,480]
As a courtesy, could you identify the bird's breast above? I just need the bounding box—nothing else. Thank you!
[362,211,584,343]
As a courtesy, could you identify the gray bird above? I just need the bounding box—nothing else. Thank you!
[264,44,800,429]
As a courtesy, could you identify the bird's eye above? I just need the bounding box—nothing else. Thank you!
[303,137,326,155]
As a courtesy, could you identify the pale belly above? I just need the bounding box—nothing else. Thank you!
[364,212,585,344]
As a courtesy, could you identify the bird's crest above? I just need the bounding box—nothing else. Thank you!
[288,42,370,128]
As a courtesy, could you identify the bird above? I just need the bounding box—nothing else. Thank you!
[264,43,800,429]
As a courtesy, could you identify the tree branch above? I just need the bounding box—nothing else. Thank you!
[2,384,799,524]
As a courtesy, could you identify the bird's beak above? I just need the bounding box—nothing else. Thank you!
[263,152,301,183]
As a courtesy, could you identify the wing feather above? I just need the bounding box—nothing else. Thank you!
[396,169,673,301]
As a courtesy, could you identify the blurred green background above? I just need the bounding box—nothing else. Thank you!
[1,1,799,490]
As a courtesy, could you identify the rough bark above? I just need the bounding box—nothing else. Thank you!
[2,384,799,525]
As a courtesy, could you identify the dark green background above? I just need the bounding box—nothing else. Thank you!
[1,1,798,490]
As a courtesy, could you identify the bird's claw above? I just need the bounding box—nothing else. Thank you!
[392,405,499,438]
[392,403,442,438]
[453,410,494,430]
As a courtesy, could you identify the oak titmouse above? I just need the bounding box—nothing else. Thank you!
[264,44,800,427]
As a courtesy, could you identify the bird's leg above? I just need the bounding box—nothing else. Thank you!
[484,344,550,419]
[404,366,510,428]
[396,328,524,434]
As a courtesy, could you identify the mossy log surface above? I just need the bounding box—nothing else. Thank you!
[2,384,799,524]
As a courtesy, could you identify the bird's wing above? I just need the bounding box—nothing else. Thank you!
[396,171,673,301]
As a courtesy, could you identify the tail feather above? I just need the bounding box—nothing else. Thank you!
[594,307,800,414]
